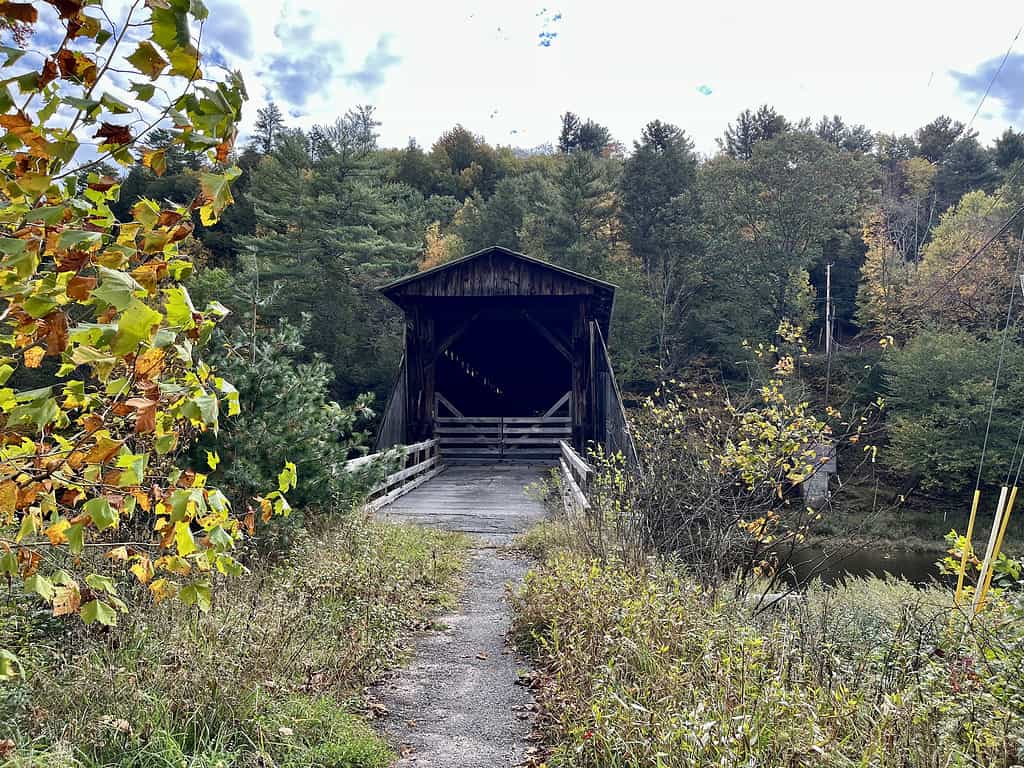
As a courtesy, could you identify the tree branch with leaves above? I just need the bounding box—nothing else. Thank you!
[0,0,294,679]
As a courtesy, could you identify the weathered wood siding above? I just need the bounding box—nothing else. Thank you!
[392,250,602,298]
[377,246,623,455]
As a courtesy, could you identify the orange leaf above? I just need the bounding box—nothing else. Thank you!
[215,129,236,164]
[52,583,81,616]
[94,122,132,146]
[134,347,164,380]
[17,548,40,577]
[17,482,40,508]
[130,489,151,512]
[87,175,117,192]
[0,480,16,524]
[168,221,194,244]
[0,111,47,155]
[259,496,272,523]
[0,3,38,23]
[39,58,59,88]
[43,310,68,355]
[84,435,122,465]
[131,261,167,293]
[67,275,97,300]
[56,48,98,85]
[125,397,157,434]
[45,0,84,19]
[156,210,182,228]
[44,518,70,545]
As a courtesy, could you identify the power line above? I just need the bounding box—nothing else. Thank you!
[964,24,1023,136]
[914,201,1024,313]
[890,22,1024,318]
[974,225,1024,491]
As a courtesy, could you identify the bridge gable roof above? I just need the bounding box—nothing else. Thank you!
[380,246,616,329]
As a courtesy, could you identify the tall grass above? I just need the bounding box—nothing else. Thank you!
[1,515,466,767]
[512,553,1024,767]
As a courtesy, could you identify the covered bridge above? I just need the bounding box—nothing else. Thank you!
[376,246,633,464]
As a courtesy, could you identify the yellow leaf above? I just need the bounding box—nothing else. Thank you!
[130,554,153,584]
[0,480,16,524]
[149,578,176,604]
[106,546,130,562]
[44,518,70,545]
[23,346,45,368]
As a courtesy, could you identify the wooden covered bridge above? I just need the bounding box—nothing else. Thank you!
[350,246,633,528]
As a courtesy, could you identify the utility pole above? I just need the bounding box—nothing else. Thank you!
[824,262,833,405]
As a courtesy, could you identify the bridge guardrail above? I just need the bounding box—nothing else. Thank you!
[558,439,593,516]
[345,438,444,512]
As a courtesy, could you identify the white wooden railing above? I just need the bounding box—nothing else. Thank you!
[558,439,593,516]
[345,438,444,512]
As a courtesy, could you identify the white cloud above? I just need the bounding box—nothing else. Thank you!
[199,0,1023,152]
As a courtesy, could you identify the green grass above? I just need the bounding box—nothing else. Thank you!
[0,515,467,767]
[512,553,1024,767]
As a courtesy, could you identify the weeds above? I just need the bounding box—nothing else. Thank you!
[512,553,1024,767]
[0,515,466,767]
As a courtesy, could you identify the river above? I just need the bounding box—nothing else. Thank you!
[780,545,945,586]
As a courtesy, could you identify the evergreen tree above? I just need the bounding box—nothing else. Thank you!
[240,122,419,401]
[251,101,285,155]
[993,128,1024,174]
[915,115,963,163]
[933,135,998,213]
[396,138,439,195]
[619,120,698,275]
[558,111,613,155]
[525,151,616,274]
[719,105,789,160]
[814,115,874,153]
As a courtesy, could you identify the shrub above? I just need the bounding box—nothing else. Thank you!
[885,327,1024,493]
[192,316,376,541]
[512,554,1024,767]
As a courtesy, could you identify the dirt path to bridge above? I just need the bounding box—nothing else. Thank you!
[372,466,547,767]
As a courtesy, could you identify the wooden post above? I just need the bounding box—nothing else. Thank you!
[404,304,435,443]
[571,301,587,451]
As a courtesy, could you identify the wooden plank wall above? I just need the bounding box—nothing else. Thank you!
[393,251,600,299]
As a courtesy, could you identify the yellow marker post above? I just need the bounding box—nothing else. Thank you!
[955,489,981,606]
[976,485,1017,611]
[971,486,1009,618]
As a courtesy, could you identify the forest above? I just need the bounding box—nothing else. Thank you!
[137,96,1024,530]
[1,1,1022,766]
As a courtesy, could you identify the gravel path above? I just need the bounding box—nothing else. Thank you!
[373,466,546,767]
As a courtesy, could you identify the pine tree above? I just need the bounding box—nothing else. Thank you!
[252,102,285,155]
[619,120,698,275]
[240,123,419,401]
[719,105,789,160]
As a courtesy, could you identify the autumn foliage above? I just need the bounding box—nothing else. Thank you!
[0,0,293,677]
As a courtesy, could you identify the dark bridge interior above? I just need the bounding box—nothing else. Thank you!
[435,302,571,417]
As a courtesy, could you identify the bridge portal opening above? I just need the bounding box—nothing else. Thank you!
[435,305,571,418]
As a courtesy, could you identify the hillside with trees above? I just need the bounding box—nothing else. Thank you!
[125,95,1024,527]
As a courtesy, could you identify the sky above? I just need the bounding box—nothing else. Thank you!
[186,0,1024,155]
[24,0,1024,156]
